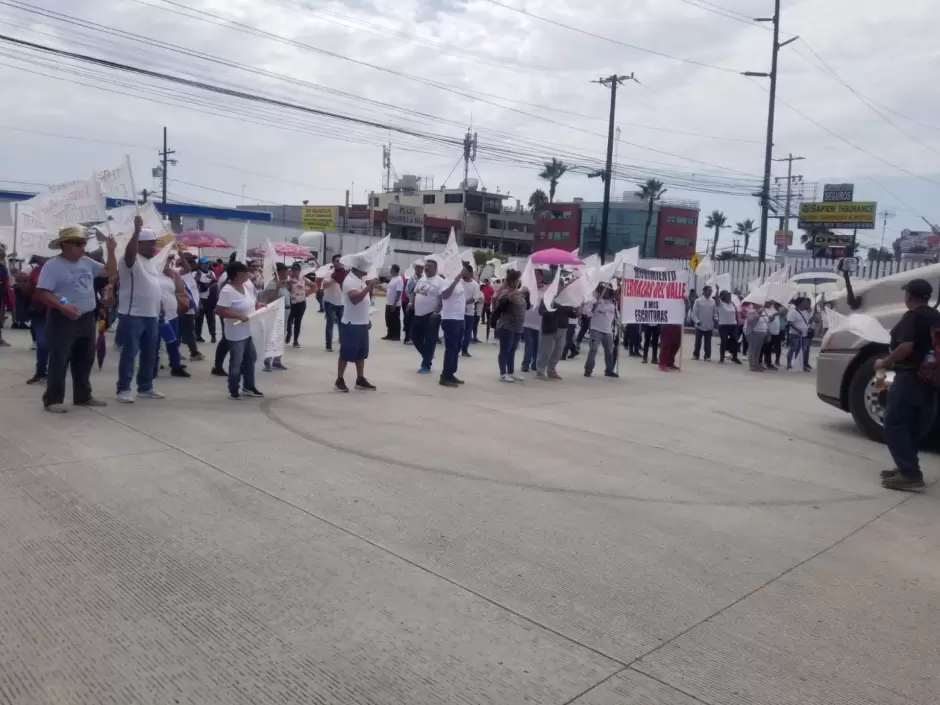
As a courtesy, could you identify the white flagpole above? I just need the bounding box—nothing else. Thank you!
[125,154,140,215]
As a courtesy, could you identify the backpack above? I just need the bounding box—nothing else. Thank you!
[917,323,940,386]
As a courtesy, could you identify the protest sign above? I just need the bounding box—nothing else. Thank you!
[621,267,687,325]
[262,238,277,286]
[237,223,248,263]
[17,177,107,232]
[94,201,167,259]
[247,299,285,360]
[95,156,137,202]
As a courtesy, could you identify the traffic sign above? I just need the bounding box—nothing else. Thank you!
[689,253,702,271]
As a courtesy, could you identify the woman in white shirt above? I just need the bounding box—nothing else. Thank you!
[215,262,263,400]
[786,297,813,371]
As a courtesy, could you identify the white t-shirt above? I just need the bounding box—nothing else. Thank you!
[196,270,215,300]
[322,270,344,306]
[385,275,404,307]
[342,273,371,325]
[181,272,198,313]
[159,275,180,322]
[751,310,770,334]
[118,255,162,317]
[524,286,547,330]
[440,275,466,321]
[217,284,257,342]
[591,298,617,333]
[788,307,810,336]
[768,313,781,335]
[462,279,481,317]
[414,274,445,316]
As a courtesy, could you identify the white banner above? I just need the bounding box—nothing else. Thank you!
[94,201,168,259]
[247,299,285,361]
[622,267,688,325]
[16,177,107,232]
[237,222,248,263]
[265,305,286,359]
[262,238,277,286]
[95,155,137,202]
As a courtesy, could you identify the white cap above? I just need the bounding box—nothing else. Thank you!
[414,258,426,266]
[424,254,441,264]
[345,253,369,272]
[139,228,157,242]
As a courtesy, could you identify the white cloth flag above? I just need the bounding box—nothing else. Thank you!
[747,277,763,293]
[459,248,474,263]
[579,253,600,270]
[151,236,177,273]
[262,238,278,286]
[539,272,562,312]
[554,273,594,308]
[237,223,248,263]
[695,254,714,280]
[315,264,334,278]
[715,273,732,293]
[95,201,167,259]
[766,266,789,284]
[247,299,285,360]
[521,257,539,303]
[826,311,890,343]
[95,155,137,202]
[340,235,391,279]
[439,228,462,279]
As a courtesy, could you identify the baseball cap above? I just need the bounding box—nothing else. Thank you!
[903,278,933,299]
[414,258,426,266]
[424,254,441,265]
[139,228,157,242]
[275,262,289,272]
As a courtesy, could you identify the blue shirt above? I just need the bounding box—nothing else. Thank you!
[36,255,104,314]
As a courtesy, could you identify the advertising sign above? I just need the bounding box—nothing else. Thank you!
[774,230,793,247]
[301,206,335,230]
[388,202,423,227]
[897,230,940,255]
[798,201,876,230]
[823,183,855,203]
[621,267,688,325]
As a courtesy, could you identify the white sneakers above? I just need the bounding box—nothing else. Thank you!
[500,374,514,383]
[116,389,165,403]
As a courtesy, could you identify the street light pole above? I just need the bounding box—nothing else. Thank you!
[772,153,804,249]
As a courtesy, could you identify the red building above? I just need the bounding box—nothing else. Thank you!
[656,206,699,259]
[533,203,581,252]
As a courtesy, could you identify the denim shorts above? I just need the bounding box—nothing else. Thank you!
[339,323,369,362]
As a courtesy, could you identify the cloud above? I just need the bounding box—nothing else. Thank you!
[0,0,938,247]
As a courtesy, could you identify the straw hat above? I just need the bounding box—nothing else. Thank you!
[49,225,93,250]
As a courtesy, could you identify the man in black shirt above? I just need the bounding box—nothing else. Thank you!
[875,278,940,491]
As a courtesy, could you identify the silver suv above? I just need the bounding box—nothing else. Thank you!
[816,262,940,441]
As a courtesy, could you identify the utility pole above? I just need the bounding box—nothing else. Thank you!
[159,126,176,207]
[745,0,798,261]
[461,129,478,245]
[772,153,804,249]
[382,144,392,192]
[591,74,637,264]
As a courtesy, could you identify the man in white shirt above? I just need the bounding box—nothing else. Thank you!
[521,268,546,372]
[460,263,481,357]
[438,259,467,387]
[410,255,448,374]
[156,262,190,379]
[584,287,618,378]
[335,255,377,393]
[382,264,404,342]
[321,253,345,352]
[194,258,217,343]
[116,224,165,403]
[691,285,717,361]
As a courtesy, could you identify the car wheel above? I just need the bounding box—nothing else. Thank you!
[848,354,887,443]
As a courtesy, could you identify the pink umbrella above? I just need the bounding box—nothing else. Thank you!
[531,248,583,266]
[253,242,312,258]
[176,230,233,249]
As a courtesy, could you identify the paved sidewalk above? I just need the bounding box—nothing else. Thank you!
[0,318,937,705]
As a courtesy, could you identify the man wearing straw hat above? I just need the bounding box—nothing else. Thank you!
[34,225,117,413]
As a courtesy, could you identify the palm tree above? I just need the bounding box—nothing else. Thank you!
[705,210,728,258]
[732,218,758,256]
[635,179,667,257]
[539,158,568,203]
[528,189,549,213]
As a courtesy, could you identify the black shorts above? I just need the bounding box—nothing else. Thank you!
[339,322,369,362]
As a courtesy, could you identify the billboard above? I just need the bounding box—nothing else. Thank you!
[798,201,876,230]
[897,230,940,255]
[774,230,793,247]
[301,206,335,230]
[823,183,854,202]
[387,202,423,226]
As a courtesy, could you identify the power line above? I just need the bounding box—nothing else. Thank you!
[478,0,743,73]
[672,0,760,26]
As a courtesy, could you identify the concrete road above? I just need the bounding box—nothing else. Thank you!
[0,316,937,705]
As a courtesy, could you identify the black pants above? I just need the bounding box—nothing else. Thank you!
[693,329,713,359]
[384,305,401,341]
[179,312,199,356]
[286,301,307,343]
[718,324,739,361]
[642,325,660,362]
[43,310,96,407]
[762,332,783,367]
[214,321,230,370]
[196,305,217,340]
[403,306,414,343]
[577,315,592,345]
[884,372,935,480]
[624,324,641,355]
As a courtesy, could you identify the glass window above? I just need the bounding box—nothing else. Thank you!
[490,219,504,229]
[444,193,463,204]
[423,194,436,204]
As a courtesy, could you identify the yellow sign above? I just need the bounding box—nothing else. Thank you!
[301,206,335,230]
[689,253,702,271]
[798,201,876,229]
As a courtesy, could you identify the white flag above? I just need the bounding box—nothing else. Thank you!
[716,273,732,293]
[247,299,284,360]
[94,201,167,259]
[766,266,789,284]
[439,228,462,279]
[747,277,763,293]
[539,272,561,312]
[554,274,593,308]
[340,235,391,279]
[695,254,714,279]
[520,257,538,303]
[95,155,137,203]
[262,238,278,286]
[237,223,248,263]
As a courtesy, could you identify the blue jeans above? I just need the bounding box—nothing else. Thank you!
[411,313,440,369]
[786,331,803,368]
[156,318,182,373]
[117,314,159,393]
[522,327,540,370]
[884,371,935,480]
[228,338,257,395]
[31,311,48,377]
[440,318,465,380]
[324,302,343,349]
[585,330,614,375]
[462,314,475,353]
[497,327,520,375]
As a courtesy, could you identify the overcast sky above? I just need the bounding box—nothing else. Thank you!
[1,0,938,253]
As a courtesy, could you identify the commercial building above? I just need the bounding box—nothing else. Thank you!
[533,193,700,259]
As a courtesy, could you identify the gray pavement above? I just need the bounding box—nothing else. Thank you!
[0,316,937,705]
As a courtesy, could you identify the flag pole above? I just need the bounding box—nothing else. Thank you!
[126,154,140,215]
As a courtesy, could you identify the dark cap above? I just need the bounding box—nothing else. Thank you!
[275,262,289,272]
[903,278,933,299]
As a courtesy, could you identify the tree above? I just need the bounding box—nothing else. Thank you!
[715,250,736,261]
[868,246,894,262]
[528,189,549,214]
[732,218,758,255]
[539,158,568,203]
[635,179,667,258]
[705,210,728,258]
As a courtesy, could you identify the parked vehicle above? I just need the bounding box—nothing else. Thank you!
[816,260,940,441]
